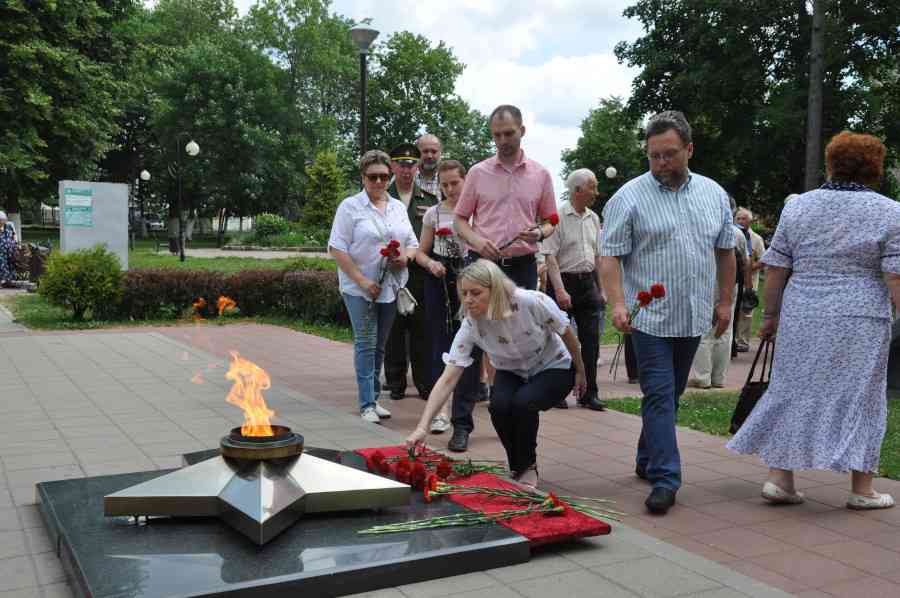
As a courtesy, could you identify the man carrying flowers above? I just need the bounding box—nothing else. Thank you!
[599,111,736,515]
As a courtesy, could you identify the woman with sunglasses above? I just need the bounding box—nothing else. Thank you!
[329,150,419,424]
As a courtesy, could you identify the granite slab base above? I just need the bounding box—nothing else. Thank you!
[37,448,530,598]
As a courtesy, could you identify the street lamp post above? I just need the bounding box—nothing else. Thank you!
[173,136,200,262]
[349,24,379,153]
[139,169,151,221]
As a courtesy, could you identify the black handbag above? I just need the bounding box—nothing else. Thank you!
[729,339,774,434]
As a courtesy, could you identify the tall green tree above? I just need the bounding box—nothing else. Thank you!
[561,97,645,207]
[616,0,900,220]
[0,0,136,219]
[302,151,344,227]
[367,32,492,168]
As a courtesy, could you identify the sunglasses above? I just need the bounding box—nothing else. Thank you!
[365,173,391,183]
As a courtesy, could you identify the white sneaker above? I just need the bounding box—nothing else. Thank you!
[373,402,391,419]
[430,414,450,433]
[361,407,381,424]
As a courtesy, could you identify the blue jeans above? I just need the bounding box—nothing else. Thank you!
[342,293,397,412]
[631,330,701,492]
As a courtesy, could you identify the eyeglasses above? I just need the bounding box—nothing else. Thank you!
[647,149,684,163]
[365,173,391,183]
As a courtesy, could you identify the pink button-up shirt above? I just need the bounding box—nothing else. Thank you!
[455,152,557,257]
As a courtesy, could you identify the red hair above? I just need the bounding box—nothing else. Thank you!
[825,131,886,188]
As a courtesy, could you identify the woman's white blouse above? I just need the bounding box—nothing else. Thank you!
[328,190,419,303]
[443,288,572,379]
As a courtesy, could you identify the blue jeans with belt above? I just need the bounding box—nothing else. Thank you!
[342,293,397,412]
[631,330,701,492]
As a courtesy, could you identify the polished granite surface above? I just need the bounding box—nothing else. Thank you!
[38,449,530,598]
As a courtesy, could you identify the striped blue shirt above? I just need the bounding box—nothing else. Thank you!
[601,171,734,337]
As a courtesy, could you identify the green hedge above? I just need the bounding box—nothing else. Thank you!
[112,267,346,324]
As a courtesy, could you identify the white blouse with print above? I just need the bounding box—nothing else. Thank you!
[443,288,572,379]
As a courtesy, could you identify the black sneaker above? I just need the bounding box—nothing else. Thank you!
[553,398,568,409]
[635,464,648,480]
[447,429,469,452]
[389,390,405,401]
[577,395,605,411]
[645,487,676,514]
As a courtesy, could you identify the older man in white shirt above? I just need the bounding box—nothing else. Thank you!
[542,168,605,411]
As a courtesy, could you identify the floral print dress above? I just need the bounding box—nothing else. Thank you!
[0,223,16,282]
[727,182,900,473]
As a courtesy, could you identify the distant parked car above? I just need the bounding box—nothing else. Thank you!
[145,216,165,232]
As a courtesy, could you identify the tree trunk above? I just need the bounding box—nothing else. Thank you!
[804,0,825,191]
[217,209,228,248]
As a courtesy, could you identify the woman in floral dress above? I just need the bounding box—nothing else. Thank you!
[0,211,17,286]
[406,259,586,488]
[727,132,900,510]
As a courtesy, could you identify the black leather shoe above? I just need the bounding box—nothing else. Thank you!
[448,429,469,452]
[475,383,490,403]
[645,487,676,514]
[577,395,605,411]
[635,464,648,480]
[389,390,405,401]
[553,398,568,409]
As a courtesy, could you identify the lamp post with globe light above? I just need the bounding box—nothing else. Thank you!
[170,137,200,262]
[349,24,379,153]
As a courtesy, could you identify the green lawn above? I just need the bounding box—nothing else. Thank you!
[606,391,900,481]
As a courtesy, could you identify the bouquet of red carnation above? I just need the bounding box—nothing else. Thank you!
[435,227,452,237]
[377,239,401,284]
[628,282,666,324]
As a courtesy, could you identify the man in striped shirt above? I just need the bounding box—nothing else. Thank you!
[600,110,736,515]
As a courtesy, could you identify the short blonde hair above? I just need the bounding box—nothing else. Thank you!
[456,259,517,320]
[359,149,391,175]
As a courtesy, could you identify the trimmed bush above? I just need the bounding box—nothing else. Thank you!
[253,213,290,240]
[39,245,123,320]
[223,270,285,317]
[282,270,347,324]
[118,269,226,320]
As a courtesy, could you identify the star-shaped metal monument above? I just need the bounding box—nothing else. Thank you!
[104,433,409,545]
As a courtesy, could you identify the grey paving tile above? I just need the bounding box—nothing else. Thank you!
[32,553,65,586]
[0,556,37,591]
[0,531,28,559]
[0,508,21,531]
[399,571,500,598]
[445,587,524,598]
[38,583,76,598]
[9,487,37,507]
[0,587,40,598]
[1,453,76,472]
[593,556,722,597]
[82,459,158,477]
[556,536,653,568]
[22,526,52,555]
[683,589,752,598]
[5,466,83,488]
[512,568,638,598]
[344,590,407,598]
[487,549,580,583]
[16,506,44,530]
[0,490,12,509]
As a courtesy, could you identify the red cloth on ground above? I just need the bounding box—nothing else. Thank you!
[356,446,611,547]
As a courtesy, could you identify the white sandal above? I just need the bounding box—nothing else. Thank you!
[761,482,805,504]
[846,492,895,510]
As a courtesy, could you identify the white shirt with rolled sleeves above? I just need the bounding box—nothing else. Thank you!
[328,190,419,303]
[601,171,735,338]
[443,288,572,380]
[540,200,601,274]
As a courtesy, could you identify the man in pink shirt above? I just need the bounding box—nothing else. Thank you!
[454,104,558,290]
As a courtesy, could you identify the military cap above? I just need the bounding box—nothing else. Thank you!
[389,143,420,165]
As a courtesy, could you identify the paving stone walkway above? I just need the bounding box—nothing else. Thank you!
[0,324,897,596]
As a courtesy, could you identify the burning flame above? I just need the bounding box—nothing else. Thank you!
[225,351,275,437]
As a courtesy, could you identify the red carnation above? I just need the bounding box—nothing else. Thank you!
[637,291,653,307]
[410,462,427,489]
[371,451,385,465]
[435,227,452,237]
[650,283,666,299]
[388,239,400,248]
[546,213,560,226]
[378,460,391,475]
[380,247,390,256]
[436,459,453,480]
[423,474,439,502]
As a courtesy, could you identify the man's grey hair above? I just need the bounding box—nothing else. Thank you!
[784,193,800,204]
[565,168,596,195]
[416,134,442,149]
[646,110,692,145]
[735,207,753,220]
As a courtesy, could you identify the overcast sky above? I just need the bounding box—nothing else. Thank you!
[233,1,645,196]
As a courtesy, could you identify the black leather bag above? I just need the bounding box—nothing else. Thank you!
[729,340,774,434]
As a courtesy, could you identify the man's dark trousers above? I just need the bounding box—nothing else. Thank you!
[631,330,701,492]
[384,263,430,398]
[548,272,602,399]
